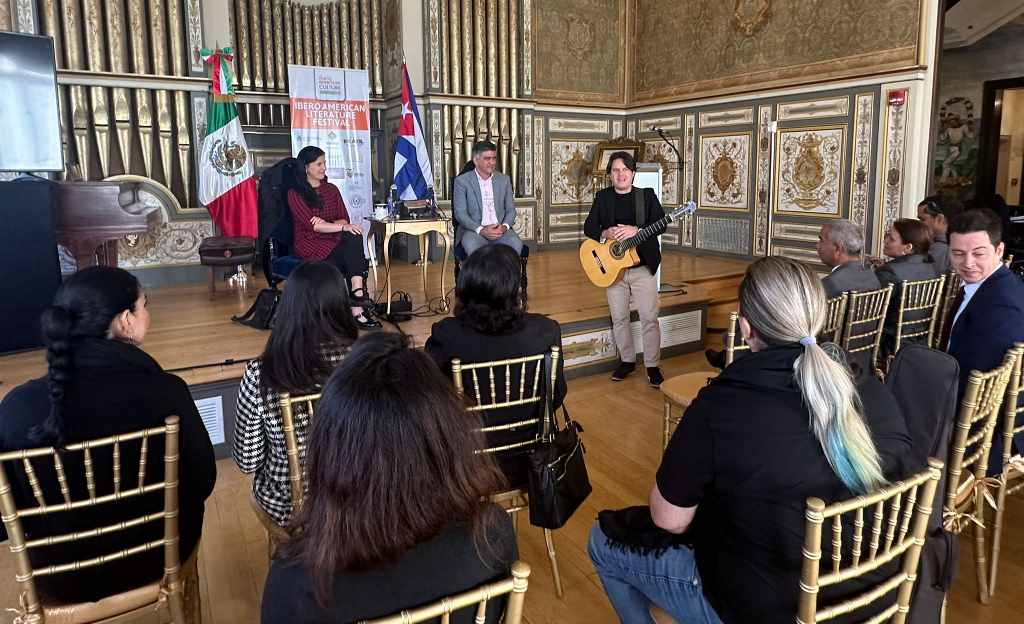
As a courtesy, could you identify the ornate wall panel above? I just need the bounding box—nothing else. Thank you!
[118,220,214,268]
[231,0,385,96]
[549,118,610,134]
[698,108,753,128]
[698,132,750,212]
[514,204,534,241]
[523,112,534,196]
[642,139,680,206]
[849,93,875,237]
[876,93,909,251]
[640,116,681,132]
[633,0,922,104]
[777,96,850,121]
[549,140,598,206]
[696,215,750,255]
[770,244,822,265]
[534,115,545,239]
[534,0,625,104]
[429,0,522,98]
[773,125,846,218]
[753,105,772,255]
[381,0,402,95]
[681,113,695,245]
[772,222,821,242]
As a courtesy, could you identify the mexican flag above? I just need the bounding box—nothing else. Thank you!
[198,47,257,238]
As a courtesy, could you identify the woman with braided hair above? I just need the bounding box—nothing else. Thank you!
[0,266,216,603]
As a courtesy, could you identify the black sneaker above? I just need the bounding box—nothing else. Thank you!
[611,361,636,381]
[354,314,382,330]
[705,348,727,369]
[647,367,664,388]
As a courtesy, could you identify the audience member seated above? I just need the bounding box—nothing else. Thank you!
[452,140,523,254]
[261,333,517,624]
[587,256,912,624]
[233,261,359,526]
[876,218,937,359]
[817,219,881,298]
[706,219,875,370]
[945,208,1024,474]
[287,145,380,329]
[425,244,566,487]
[0,266,216,603]
[918,195,961,275]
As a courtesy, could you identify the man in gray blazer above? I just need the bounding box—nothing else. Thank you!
[817,220,881,298]
[452,140,523,254]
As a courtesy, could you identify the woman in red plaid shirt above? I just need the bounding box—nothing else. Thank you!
[288,146,380,329]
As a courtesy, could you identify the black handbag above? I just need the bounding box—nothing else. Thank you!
[526,358,592,529]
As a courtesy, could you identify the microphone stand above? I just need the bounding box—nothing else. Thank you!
[654,128,687,295]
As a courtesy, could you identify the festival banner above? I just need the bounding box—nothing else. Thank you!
[287,65,372,251]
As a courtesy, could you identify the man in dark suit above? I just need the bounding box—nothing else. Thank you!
[816,219,880,298]
[452,140,522,254]
[584,151,667,387]
[946,208,1024,473]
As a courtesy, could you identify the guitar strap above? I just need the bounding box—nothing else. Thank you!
[633,188,647,228]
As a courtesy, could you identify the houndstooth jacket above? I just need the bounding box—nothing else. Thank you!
[233,347,348,526]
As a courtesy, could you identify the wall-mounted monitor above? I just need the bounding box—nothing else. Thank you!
[0,32,64,172]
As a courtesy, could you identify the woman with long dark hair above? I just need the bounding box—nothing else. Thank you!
[261,332,517,623]
[425,244,567,487]
[233,260,359,526]
[288,145,380,329]
[0,266,216,603]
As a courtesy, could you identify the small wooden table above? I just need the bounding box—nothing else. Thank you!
[367,217,453,314]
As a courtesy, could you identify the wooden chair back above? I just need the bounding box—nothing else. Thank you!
[360,561,530,623]
[839,284,893,365]
[0,416,186,623]
[725,312,749,367]
[278,392,322,513]
[934,271,963,350]
[451,346,560,455]
[797,458,943,624]
[943,347,1021,532]
[892,274,946,354]
[821,293,849,344]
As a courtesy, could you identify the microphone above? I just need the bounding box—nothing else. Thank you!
[649,124,663,133]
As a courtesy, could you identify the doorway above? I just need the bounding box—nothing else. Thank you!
[978,78,1024,206]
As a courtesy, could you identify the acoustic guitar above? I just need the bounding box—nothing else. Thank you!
[579,201,696,288]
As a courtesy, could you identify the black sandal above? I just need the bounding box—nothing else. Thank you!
[349,287,373,306]
[354,313,381,330]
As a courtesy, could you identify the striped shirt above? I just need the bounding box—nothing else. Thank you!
[287,182,351,260]
[232,347,349,526]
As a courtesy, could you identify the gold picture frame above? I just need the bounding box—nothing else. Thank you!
[590,138,644,189]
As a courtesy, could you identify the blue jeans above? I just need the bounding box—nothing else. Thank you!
[587,522,723,624]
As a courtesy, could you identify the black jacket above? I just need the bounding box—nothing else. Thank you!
[658,345,912,624]
[425,313,567,487]
[0,338,217,603]
[584,186,666,274]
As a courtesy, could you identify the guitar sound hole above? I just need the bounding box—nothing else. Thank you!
[610,243,622,259]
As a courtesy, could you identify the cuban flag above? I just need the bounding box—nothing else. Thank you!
[392,63,434,200]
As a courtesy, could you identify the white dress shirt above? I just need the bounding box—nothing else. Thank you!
[473,170,508,234]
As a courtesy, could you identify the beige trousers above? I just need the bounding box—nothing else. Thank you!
[606,266,660,366]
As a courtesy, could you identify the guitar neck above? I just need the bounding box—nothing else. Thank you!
[621,216,670,251]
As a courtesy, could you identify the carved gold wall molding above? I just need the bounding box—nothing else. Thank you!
[681,113,694,245]
[698,107,754,128]
[549,118,610,134]
[777,96,850,121]
[523,111,534,197]
[753,104,772,255]
[640,116,681,131]
[534,115,545,239]
[13,0,35,33]
[772,222,821,243]
[770,244,821,264]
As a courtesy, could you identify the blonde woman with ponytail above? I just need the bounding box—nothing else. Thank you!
[589,257,912,624]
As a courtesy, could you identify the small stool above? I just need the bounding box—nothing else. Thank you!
[660,371,718,449]
[199,236,256,298]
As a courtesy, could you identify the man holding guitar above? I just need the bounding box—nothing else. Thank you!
[583,151,667,387]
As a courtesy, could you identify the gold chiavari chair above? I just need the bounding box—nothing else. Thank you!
[821,293,849,344]
[891,275,946,355]
[451,346,564,598]
[986,341,1024,600]
[1003,254,1014,268]
[359,561,531,624]
[941,346,1021,605]
[796,458,943,624]
[838,284,893,370]
[249,391,322,555]
[724,310,749,366]
[934,271,963,350]
[0,416,199,624]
